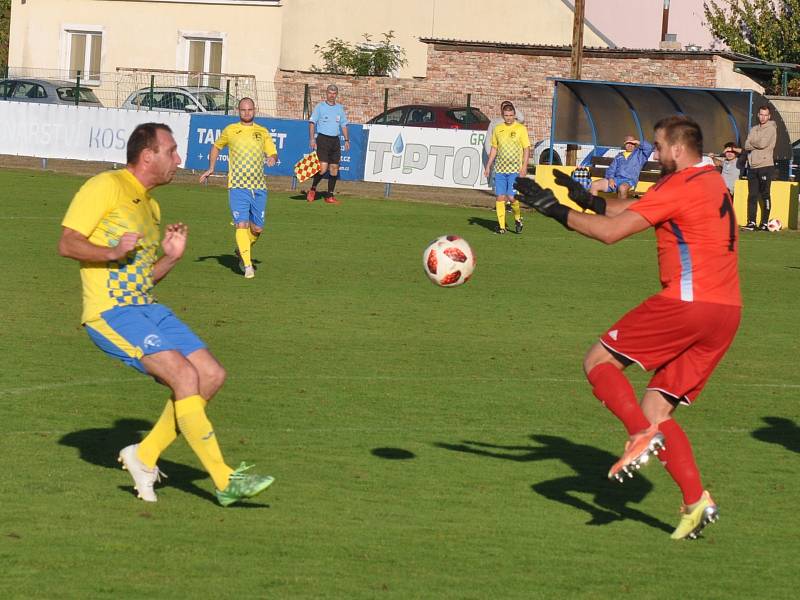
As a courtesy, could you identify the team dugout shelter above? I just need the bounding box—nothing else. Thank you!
[537,78,797,228]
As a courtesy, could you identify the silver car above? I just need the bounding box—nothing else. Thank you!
[121,86,234,113]
[0,78,103,106]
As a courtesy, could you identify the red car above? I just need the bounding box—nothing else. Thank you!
[367,104,490,130]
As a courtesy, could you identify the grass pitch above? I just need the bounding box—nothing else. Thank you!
[1,168,798,599]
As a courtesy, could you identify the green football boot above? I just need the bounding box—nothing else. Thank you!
[216,462,275,507]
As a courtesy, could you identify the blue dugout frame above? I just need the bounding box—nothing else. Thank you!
[547,78,791,173]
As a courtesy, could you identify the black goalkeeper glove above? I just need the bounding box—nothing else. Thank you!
[513,177,571,229]
[553,169,606,215]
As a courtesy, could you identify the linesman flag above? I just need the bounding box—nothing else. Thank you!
[294,152,321,183]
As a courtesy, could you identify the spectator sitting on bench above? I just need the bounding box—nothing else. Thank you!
[590,134,654,199]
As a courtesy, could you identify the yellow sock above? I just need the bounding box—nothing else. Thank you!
[235,228,252,267]
[512,199,521,222]
[137,399,179,467]
[495,200,506,230]
[248,229,260,245]
[174,394,233,490]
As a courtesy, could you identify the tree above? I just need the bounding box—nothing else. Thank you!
[311,31,407,76]
[704,0,800,93]
[0,0,11,71]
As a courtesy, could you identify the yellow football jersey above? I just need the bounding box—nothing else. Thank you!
[61,169,161,323]
[491,121,531,174]
[214,123,278,189]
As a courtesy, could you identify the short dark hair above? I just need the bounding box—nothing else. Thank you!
[654,115,703,155]
[723,141,736,150]
[127,123,173,165]
[758,104,771,114]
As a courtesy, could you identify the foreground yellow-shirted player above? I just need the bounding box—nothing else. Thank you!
[483,104,531,234]
[58,123,274,506]
[199,97,278,279]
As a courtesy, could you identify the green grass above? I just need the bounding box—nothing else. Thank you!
[1,168,798,598]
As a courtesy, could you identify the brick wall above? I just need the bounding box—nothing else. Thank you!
[276,45,720,143]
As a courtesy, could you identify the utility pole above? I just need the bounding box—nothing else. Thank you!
[566,0,585,165]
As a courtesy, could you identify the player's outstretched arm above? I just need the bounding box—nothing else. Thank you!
[552,170,637,217]
[513,178,650,243]
[152,223,188,284]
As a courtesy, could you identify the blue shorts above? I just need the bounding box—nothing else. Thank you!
[229,188,267,227]
[84,304,206,374]
[609,177,637,192]
[494,172,519,197]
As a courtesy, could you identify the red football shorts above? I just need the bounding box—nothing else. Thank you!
[600,294,741,405]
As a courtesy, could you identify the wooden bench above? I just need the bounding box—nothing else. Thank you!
[589,156,661,196]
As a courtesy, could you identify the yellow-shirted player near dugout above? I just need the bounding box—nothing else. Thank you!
[59,123,274,506]
[483,103,531,234]
[199,97,278,279]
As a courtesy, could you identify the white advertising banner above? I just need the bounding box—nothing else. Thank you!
[0,102,191,166]
[364,125,490,190]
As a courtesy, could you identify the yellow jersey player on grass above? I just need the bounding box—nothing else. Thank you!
[199,97,278,279]
[59,123,275,506]
[483,104,531,234]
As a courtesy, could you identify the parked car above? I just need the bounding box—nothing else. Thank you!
[121,86,235,113]
[367,104,490,130]
[0,78,103,107]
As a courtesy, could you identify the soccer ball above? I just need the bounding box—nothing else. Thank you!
[767,218,783,232]
[423,235,476,287]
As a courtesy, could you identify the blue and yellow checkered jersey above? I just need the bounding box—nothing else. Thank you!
[491,121,531,174]
[214,123,278,190]
[61,169,162,323]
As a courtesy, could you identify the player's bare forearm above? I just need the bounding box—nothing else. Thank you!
[58,227,139,262]
[520,148,530,177]
[199,146,220,182]
[603,197,639,217]
[567,209,651,244]
[152,255,180,284]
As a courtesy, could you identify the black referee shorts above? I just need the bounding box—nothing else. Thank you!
[316,133,342,165]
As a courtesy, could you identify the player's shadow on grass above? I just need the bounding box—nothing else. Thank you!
[468,216,499,232]
[59,418,269,508]
[435,434,672,533]
[752,416,800,454]
[195,253,261,274]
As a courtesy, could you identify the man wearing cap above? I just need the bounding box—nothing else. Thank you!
[590,135,654,199]
[307,84,350,204]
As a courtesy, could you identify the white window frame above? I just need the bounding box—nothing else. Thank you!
[60,25,105,85]
[178,31,227,86]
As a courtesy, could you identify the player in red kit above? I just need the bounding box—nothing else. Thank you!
[513,115,741,540]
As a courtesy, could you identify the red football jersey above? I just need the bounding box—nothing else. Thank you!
[629,165,742,306]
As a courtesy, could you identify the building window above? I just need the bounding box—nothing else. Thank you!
[66,29,102,83]
[185,37,223,88]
